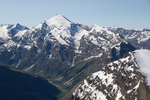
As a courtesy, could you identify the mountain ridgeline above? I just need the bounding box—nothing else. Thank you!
[0,15,150,100]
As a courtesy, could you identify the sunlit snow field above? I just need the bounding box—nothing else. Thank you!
[134,49,150,86]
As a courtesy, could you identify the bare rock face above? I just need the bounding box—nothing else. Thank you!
[67,53,150,100]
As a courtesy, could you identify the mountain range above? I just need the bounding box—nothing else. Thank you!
[0,15,150,100]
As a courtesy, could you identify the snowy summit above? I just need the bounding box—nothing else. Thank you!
[45,14,72,29]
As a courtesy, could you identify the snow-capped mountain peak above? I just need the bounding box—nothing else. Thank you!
[13,23,28,30]
[0,23,28,39]
[45,14,72,29]
[25,15,76,46]
[91,24,105,32]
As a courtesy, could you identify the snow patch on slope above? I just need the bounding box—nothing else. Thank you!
[84,53,102,61]
[74,29,89,51]
[14,30,27,37]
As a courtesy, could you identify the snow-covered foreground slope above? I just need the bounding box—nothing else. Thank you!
[70,53,149,100]
[134,49,150,86]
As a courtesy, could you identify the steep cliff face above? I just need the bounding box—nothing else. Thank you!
[66,53,150,100]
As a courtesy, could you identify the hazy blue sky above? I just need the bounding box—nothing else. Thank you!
[0,0,150,29]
